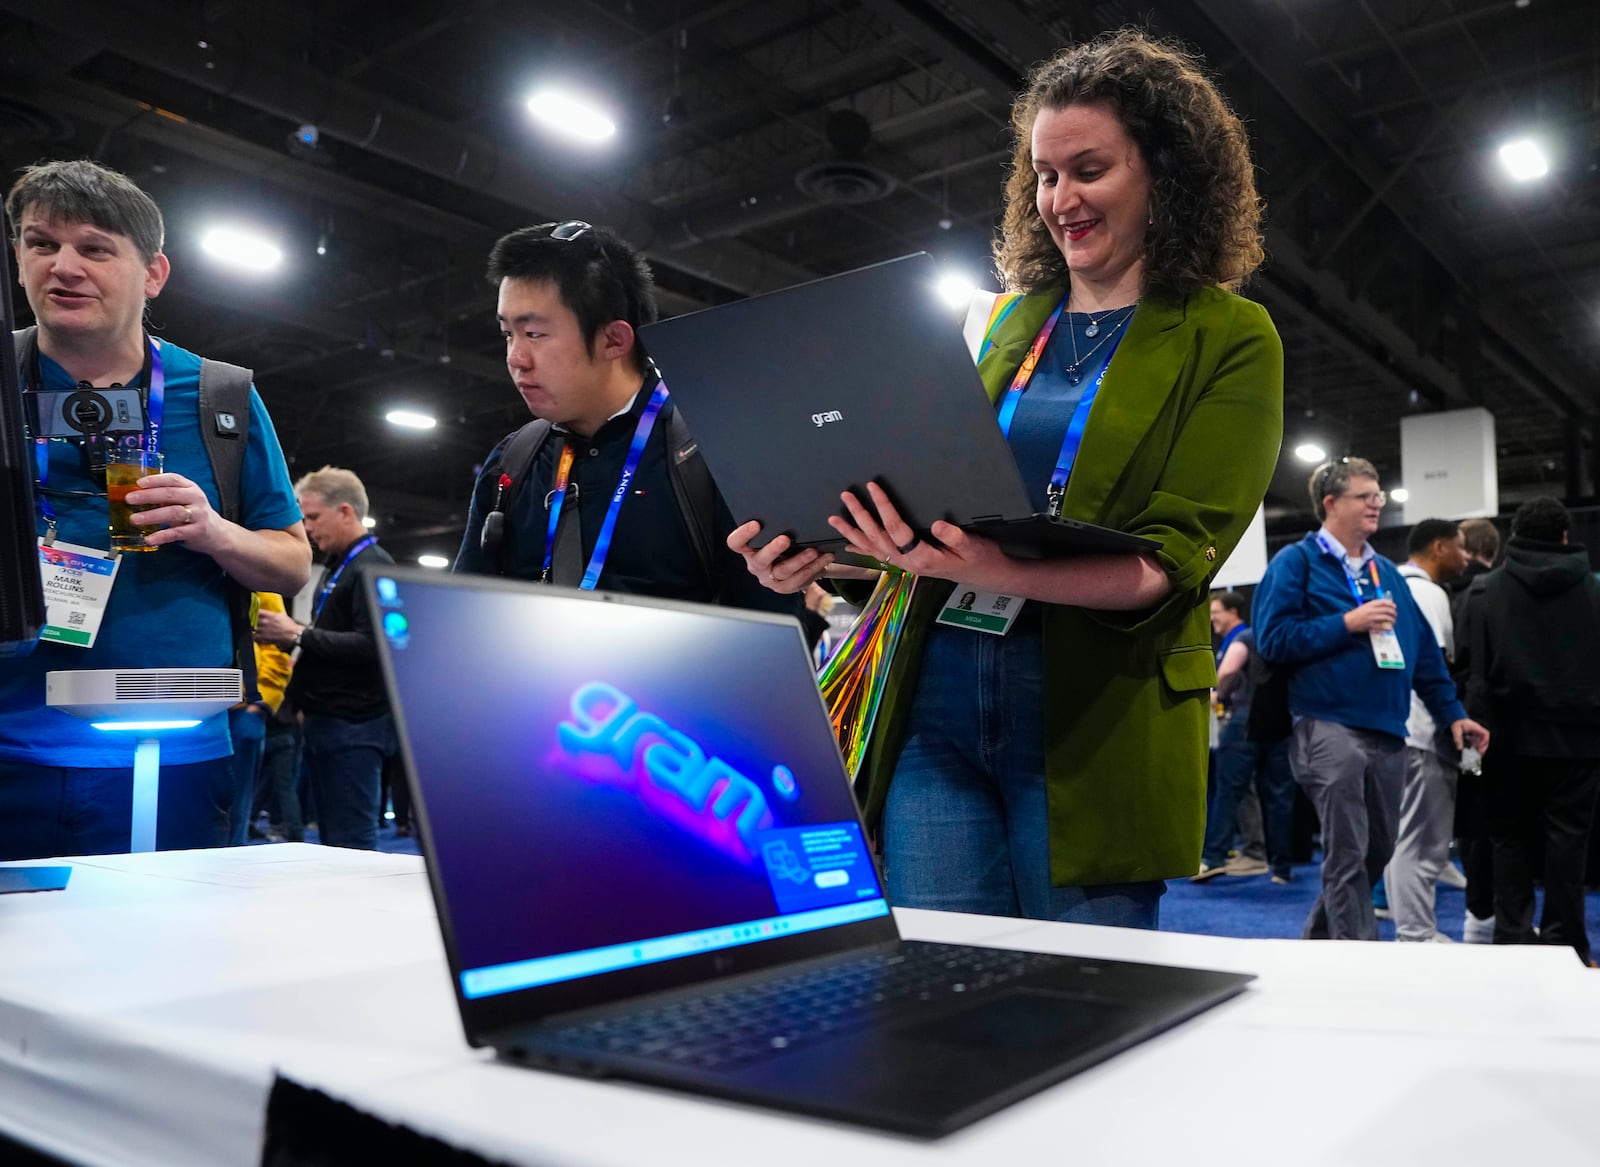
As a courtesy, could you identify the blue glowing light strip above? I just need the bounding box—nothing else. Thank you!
[460,897,891,1000]
[90,719,202,731]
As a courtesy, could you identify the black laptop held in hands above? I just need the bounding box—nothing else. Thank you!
[638,251,1155,559]
[368,568,1252,1138]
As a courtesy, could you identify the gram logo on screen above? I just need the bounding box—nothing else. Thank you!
[811,410,843,427]
[557,682,798,860]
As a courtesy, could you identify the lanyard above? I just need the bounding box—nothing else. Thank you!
[541,380,671,589]
[1316,533,1381,605]
[313,535,377,620]
[29,336,165,533]
[995,298,1125,517]
[1216,622,1248,665]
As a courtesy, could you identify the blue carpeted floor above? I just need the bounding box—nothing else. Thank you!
[261,824,1600,951]
[1162,858,1600,946]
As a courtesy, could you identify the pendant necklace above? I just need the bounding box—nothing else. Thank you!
[1065,303,1136,384]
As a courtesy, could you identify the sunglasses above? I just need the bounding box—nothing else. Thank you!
[546,220,594,242]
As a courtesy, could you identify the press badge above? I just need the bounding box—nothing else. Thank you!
[1368,590,1406,670]
[936,586,1024,636]
[36,540,121,649]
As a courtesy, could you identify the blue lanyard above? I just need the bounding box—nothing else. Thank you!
[1316,533,1381,605]
[1216,622,1247,665]
[31,336,165,534]
[541,380,671,589]
[313,535,377,619]
[996,302,1127,517]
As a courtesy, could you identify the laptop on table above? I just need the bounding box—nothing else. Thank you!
[638,251,1156,559]
[369,568,1252,1138]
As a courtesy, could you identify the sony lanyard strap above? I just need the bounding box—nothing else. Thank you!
[313,535,377,620]
[1316,532,1381,605]
[995,299,1124,517]
[30,335,164,534]
[541,380,671,589]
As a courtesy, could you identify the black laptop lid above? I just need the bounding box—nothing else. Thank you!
[368,570,896,1039]
[640,253,1041,550]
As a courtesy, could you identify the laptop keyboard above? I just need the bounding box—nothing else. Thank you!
[538,942,1068,1071]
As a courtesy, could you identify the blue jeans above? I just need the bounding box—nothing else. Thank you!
[1201,723,1295,877]
[881,618,1164,927]
[0,756,234,861]
[227,706,268,846]
[260,722,304,841]
[301,712,394,850]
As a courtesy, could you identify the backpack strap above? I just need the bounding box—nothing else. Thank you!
[197,357,253,524]
[483,418,555,575]
[662,407,718,600]
[196,356,259,703]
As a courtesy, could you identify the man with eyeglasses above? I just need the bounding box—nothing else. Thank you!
[1252,457,1489,941]
[453,222,796,617]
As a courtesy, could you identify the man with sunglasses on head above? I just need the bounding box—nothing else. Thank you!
[1252,457,1489,941]
[453,222,795,618]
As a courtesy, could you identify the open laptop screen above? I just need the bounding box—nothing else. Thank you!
[370,573,888,1002]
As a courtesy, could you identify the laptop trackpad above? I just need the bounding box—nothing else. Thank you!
[896,990,1123,1052]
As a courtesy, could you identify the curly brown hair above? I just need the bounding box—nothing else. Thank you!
[994,29,1264,299]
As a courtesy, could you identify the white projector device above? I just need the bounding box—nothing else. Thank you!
[46,668,243,723]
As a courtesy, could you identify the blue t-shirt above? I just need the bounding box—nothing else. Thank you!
[0,339,301,766]
[1004,313,1121,513]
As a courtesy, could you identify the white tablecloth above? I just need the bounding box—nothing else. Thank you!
[1,846,1595,1167]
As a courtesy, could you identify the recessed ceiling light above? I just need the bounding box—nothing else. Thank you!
[1497,137,1549,181]
[361,516,377,529]
[1293,442,1327,463]
[199,226,283,273]
[526,87,617,144]
[385,409,437,430]
[417,554,450,569]
[934,271,976,310]
[1389,487,1410,503]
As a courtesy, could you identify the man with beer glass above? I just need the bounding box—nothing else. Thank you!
[0,159,309,860]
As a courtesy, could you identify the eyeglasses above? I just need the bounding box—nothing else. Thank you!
[546,220,594,242]
[1342,490,1387,507]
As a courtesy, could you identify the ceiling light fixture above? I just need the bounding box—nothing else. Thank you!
[1389,487,1410,503]
[1498,137,1549,181]
[417,555,450,569]
[199,226,283,273]
[526,87,617,144]
[361,516,377,529]
[1293,442,1327,463]
[385,409,437,430]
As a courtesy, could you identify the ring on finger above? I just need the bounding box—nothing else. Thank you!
[183,505,194,526]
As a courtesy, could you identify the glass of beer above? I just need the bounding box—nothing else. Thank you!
[105,445,163,553]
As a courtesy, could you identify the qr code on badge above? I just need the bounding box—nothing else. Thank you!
[67,610,87,626]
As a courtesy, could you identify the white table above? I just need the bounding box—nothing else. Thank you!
[1,846,1595,1167]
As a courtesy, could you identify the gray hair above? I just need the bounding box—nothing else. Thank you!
[1308,456,1379,521]
[294,465,369,520]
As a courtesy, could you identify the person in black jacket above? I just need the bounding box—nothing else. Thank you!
[1461,497,1600,964]
[255,466,394,850]
[1448,516,1503,940]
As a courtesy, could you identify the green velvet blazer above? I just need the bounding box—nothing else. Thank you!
[853,283,1284,886]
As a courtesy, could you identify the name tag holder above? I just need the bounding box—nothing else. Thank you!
[37,539,122,649]
[936,587,1024,636]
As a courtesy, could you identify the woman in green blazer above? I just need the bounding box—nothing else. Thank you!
[732,31,1283,925]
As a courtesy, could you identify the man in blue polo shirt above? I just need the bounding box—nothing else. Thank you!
[1253,457,1489,940]
[1,160,310,861]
